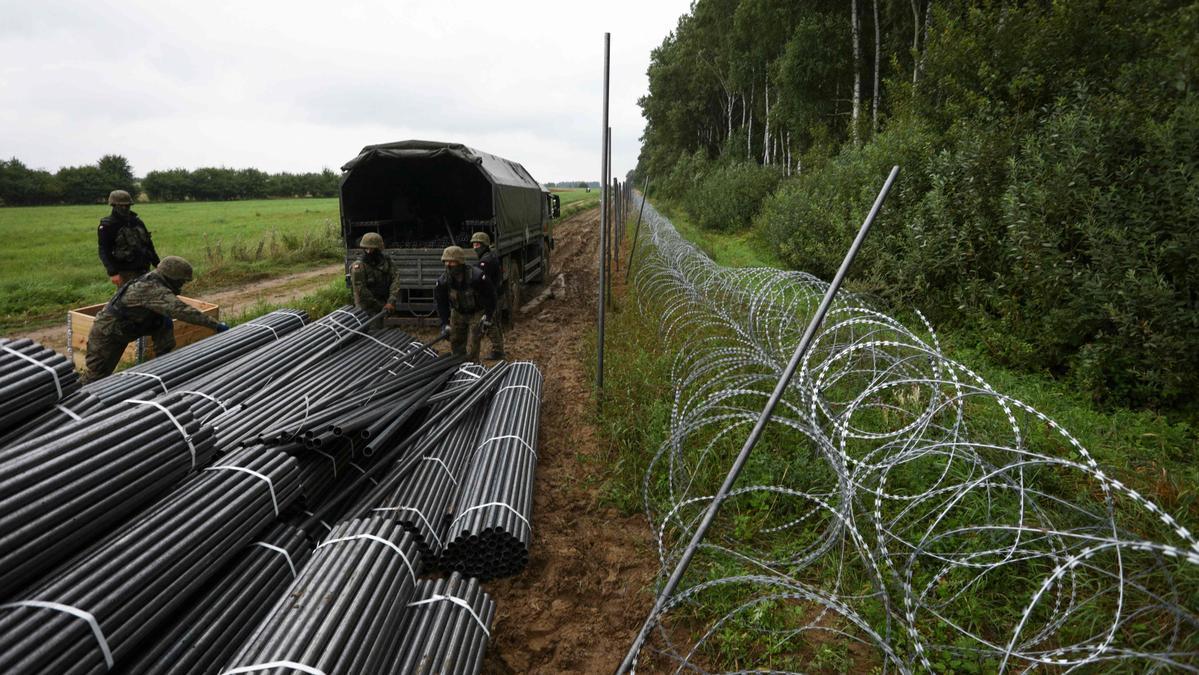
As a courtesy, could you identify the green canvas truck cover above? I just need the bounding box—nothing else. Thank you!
[340,140,543,235]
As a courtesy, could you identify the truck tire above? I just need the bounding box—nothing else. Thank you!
[504,260,522,327]
[535,240,549,283]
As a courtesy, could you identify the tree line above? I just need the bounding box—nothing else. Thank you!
[637,0,1198,409]
[0,155,340,206]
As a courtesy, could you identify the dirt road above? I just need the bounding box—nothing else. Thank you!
[475,207,657,673]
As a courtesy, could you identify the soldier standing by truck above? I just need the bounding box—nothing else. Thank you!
[470,231,506,359]
[82,256,228,383]
[350,232,402,329]
[434,245,496,364]
[98,189,160,286]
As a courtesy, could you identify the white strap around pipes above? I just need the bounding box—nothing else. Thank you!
[241,322,281,340]
[126,399,196,471]
[204,465,279,515]
[330,308,364,327]
[373,505,444,548]
[422,456,458,486]
[54,403,83,422]
[176,390,229,413]
[408,593,491,637]
[0,600,112,669]
[301,509,332,533]
[2,345,64,400]
[476,434,537,459]
[497,384,541,402]
[451,501,529,530]
[313,449,337,476]
[316,534,415,581]
[252,542,298,579]
[120,370,168,393]
[275,309,308,330]
[221,661,326,675]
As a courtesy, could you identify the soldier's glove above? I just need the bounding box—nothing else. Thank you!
[439,324,450,339]
[479,315,492,330]
[384,303,396,314]
[215,322,230,333]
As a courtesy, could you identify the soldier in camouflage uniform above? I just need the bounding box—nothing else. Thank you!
[349,232,402,329]
[82,256,229,383]
[434,245,497,364]
[98,189,160,286]
[470,231,506,359]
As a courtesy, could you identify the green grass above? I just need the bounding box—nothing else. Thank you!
[225,279,353,326]
[656,199,782,269]
[591,203,1199,670]
[0,198,341,330]
[551,188,601,218]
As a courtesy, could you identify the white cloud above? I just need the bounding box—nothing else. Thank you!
[0,0,690,182]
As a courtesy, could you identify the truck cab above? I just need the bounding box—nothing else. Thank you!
[339,140,554,317]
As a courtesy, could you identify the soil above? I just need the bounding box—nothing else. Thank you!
[474,208,659,674]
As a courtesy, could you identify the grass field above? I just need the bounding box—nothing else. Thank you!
[0,198,343,330]
[551,187,601,218]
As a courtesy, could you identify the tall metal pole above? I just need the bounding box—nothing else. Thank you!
[596,33,610,395]
[614,178,621,273]
[605,131,613,308]
[624,174,650,282]
[616,166,900,675]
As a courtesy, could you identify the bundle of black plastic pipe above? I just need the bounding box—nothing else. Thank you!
[0,337,80,432]
[222,515,423,675]
[442,362,543,580]
[0,445,301,675]
[0,390,103,447]
[114,523,312,675]
[82,309,309,405]
[326,363,511,535]
[173,308,371,426]
[254,351,452,448]
[202,315,437,448]
[0,395,215,600]
[370,401,487,563]
[391,571,496,675]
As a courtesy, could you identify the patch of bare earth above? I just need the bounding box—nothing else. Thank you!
[475,207,659,673]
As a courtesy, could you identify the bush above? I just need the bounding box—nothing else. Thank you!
[685,162,782,232]
[988,94,1199,406]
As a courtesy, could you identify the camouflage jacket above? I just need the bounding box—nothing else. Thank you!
[434,266,496,325]
[98,208,159,276]
[476,247,504,291]
[350,253,402,309]
[95,272,221,335]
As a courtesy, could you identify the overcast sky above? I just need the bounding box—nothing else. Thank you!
[0,0,692,183]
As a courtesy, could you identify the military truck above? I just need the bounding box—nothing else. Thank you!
[339,140,560,318]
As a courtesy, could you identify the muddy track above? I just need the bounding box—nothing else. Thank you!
[475,207,657,674]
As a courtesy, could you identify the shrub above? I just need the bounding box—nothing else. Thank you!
[686,162,782,232]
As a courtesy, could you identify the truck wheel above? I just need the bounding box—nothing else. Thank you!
[505,260,522,327]
[535,240,549,283]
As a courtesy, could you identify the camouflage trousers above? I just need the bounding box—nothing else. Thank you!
[484,318,504,357]
[449,308,484,363]
[355,297,387,329]
[83,316,174,383]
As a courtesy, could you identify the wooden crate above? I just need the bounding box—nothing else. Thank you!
[67,296,220,369]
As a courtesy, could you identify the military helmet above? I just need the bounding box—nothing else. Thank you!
[441,245,467,264]
[107,189,134,206]
[157,256,194,283]
[359,232,385,250]
[470,232,491,247]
